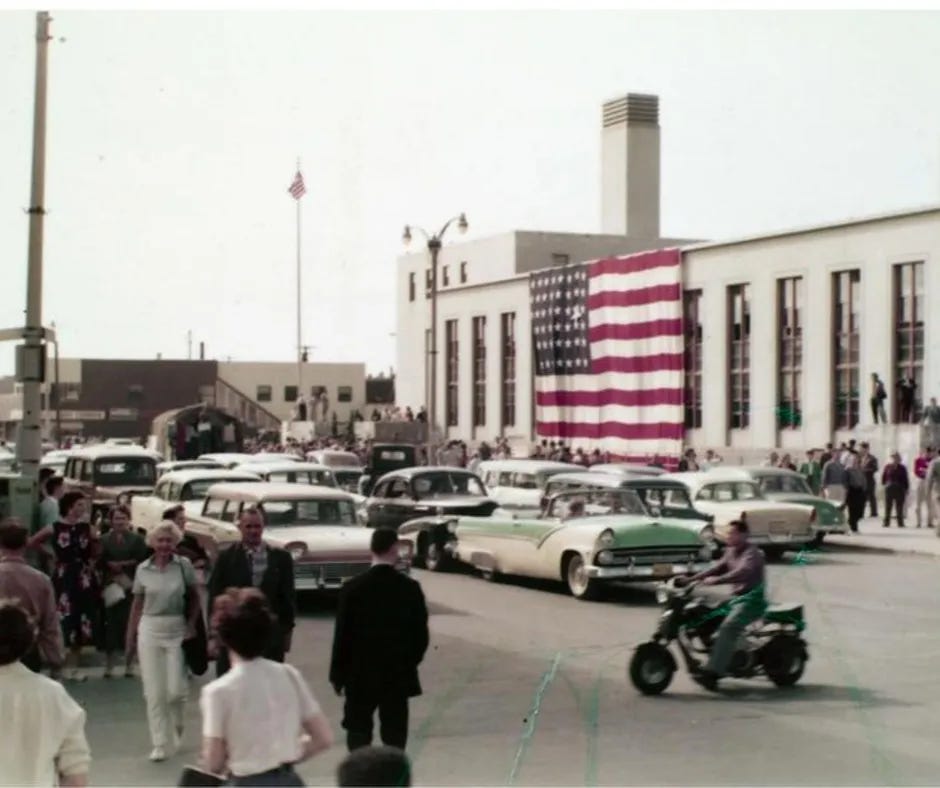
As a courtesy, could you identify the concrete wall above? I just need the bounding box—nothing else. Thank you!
[683,208,940,454]
[217,361,366,422]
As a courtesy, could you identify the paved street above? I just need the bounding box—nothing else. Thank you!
[70,544,940,787]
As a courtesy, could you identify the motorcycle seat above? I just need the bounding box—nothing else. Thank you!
[764,603,803,623]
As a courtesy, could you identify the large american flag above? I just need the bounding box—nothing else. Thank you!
[531,247,684,463]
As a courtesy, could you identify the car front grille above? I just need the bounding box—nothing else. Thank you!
[606,547,700,566]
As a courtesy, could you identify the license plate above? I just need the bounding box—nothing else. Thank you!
[652,563,673,577]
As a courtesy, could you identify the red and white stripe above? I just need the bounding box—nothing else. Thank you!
[288,171,306,200]
[535,247,684,463]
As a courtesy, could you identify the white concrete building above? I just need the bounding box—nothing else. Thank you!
[396,91,939,459]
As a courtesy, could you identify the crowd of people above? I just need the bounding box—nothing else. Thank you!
[0,479,426,785]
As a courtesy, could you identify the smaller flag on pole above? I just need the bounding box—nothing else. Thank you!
[288,170,306,200]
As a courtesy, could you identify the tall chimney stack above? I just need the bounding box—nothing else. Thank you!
[600,93,660,238]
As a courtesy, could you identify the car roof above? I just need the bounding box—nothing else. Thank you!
[204,482,355,502]
[477,459,582,473]
[232,461,331,474]
[378,466,480,480]
[68,446,160,460]
[157,469,263,484]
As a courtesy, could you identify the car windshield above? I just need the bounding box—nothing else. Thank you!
[759,474,812,495]
[94,458,156,486]
[698,482,762,502]
[259,499,358,526]
[546,489,646,519]
[413,471,486,498]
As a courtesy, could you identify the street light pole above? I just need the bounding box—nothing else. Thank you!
[16,11,52,481]
[402,214,468,465]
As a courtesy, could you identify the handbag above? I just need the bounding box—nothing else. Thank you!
[177,765,225,787]
[179,563,209,676]
[102,581,126,608]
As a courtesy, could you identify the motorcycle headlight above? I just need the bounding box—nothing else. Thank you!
[596,549,613,565]
[597,528,615,548]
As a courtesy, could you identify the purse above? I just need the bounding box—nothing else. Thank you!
[177,765,225,787]
[179,563,209,676]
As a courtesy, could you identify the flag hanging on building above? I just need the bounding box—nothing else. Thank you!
[530,247,684,464]
[288,170,306,200]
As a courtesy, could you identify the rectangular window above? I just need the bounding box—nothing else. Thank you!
[442,265,450,287]
[552,253,570,266]
[894,262,924,422]
[778,277,803,429]
[408,272,415,302]
[472,316,486,427]
[833,270,861,430]
[501,312,516,428]
[728,284,751,430]
[460,261,468,283]
[683,291,703,429]
[256,384,272,403]
[445,319,459,427]
[337,385,353,403]
[284,385,298,402]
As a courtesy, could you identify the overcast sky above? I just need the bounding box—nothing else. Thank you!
[1,9,939,377]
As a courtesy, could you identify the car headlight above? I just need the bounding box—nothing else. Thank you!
[597,528,615,548]
[285,542,307,561]
[596,549,613,565]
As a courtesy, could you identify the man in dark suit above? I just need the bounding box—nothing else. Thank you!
[207,506,296,675]
[330,528,429,752]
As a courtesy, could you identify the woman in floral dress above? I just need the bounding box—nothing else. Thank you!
[29,490,100,681]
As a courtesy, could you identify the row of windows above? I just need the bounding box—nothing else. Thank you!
[255,385,353,404]
[683,262,925,432]
[444,312,517,429]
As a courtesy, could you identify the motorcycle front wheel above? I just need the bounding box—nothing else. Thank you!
[628,642,676,695]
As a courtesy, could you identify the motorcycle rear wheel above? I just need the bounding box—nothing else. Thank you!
[763,635,807,687]
[629,642,675,695]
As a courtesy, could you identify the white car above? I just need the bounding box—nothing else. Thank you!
[476,459,584,512]
[662,471,816,558]
[187,483,410,590]
[130,468,262,533]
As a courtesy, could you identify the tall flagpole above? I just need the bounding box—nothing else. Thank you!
[296,158,302,414]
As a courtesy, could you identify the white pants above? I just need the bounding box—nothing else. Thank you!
[137,615,188,748]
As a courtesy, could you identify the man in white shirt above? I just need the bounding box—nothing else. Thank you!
[0,600,90,786]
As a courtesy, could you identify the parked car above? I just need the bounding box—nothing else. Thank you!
[476,459,583,512]
[130,468,262,534]
[185,482,411,589]
[364,467,498,531]
[306,451,364,493]
[63,446,160,523]
[359,444,418,496]
[713,466,846,544]
[399,488,716,600]
[662,471,816,558]
[156,459,225,478]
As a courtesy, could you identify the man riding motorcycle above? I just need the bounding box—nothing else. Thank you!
[680,519,766,691]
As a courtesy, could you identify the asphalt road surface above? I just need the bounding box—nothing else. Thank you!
[70,547,940,786]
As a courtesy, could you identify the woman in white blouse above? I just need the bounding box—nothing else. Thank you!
[126,521,201,762]
[200,588,333,786]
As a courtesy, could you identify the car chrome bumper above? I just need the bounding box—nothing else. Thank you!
[586,561,710,581]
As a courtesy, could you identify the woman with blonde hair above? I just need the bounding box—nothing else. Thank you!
[126,521,201,762]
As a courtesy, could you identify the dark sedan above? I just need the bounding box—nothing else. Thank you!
[364,467,499,530]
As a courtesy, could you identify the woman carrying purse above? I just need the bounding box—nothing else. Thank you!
[126,521,201,762]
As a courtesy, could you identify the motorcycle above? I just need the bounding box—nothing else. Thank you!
[628,576,809,695]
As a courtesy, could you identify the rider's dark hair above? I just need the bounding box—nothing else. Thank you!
[729,519,749,534]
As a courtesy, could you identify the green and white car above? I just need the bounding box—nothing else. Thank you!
[726,466,846,544]
[399,488,717,601]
